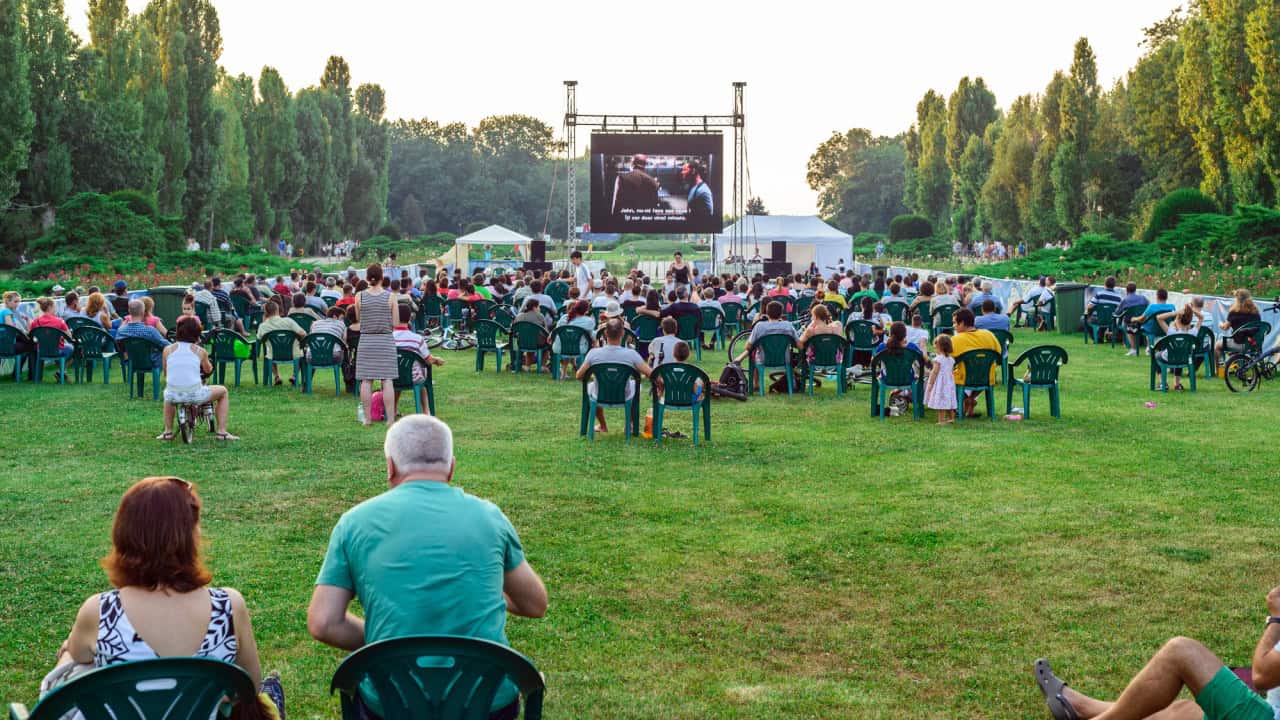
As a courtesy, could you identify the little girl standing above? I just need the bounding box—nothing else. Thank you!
[925,334,957,424]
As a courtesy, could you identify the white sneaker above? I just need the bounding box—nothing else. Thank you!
[1126,349,1138,357]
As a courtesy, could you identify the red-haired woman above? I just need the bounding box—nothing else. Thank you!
[48,477,283,716]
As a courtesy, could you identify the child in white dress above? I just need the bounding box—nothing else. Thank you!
[925,334,957,424]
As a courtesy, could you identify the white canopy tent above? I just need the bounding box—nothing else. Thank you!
[434,224,533,270]
[711,215,853,273]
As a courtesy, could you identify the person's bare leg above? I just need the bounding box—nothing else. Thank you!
[1061,689,1201,720]
[209,386,229,433]
[359,380,373,424]
[1086,637,1223,720]
[595,407,608,432]
[162,403,176,434]
[382,380,396,424]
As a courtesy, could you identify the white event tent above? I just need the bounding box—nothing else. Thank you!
[711,215,853,272]
[434,224,532,270]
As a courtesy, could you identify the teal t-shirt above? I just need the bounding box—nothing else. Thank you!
[1141,303,1176,336]
[316,481,526,710]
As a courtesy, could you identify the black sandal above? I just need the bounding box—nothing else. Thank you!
[1034,659,1079,720]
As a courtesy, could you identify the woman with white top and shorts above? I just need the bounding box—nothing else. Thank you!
[158,316,237,441]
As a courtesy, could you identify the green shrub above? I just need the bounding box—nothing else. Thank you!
[376,222,403,240]
[889,214,933,241]
[27,193,169,259]
[107,190,159,219]
[1142,188,1219,243]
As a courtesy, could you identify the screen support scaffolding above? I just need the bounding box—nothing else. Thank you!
[563,81,747,272]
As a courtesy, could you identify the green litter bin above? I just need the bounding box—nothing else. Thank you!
[1054,282,1088,334]
[146,286,189,330]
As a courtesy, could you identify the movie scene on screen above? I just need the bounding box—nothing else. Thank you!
[589,133,723,234]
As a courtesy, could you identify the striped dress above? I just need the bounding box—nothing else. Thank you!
[355,289,398,380]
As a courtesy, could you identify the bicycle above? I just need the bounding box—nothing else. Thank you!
[176,397,217,444]
[1222,300,1280,393]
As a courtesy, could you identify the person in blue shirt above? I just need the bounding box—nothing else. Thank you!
[968,281,1005,314]
[115,299,171,365]
[974,300,1011,331]
[1126,287,1173,356]
[682,160,714,219]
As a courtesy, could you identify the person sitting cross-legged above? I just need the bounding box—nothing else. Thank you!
[577,319,653,434]
[1033,584,1280,720]
[308,416,547,720]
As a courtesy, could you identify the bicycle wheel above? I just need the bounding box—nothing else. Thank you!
[424,325,446,349]
[206,405,217,433]
[1223,353,1260,392]
[179,408,195,444]
[726,330,751,363]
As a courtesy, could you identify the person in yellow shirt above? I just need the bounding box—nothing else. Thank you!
[949,307,1001,416]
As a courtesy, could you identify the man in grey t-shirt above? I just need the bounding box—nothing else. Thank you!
[734,300,799,364]
[577,320,652,434]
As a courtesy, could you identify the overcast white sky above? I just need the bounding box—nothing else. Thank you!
[66,0,1180,216]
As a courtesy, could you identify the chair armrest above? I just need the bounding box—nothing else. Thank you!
[9,703,30,720]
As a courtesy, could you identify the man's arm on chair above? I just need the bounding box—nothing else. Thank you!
[503,561,548,618]
[307,584,366,651]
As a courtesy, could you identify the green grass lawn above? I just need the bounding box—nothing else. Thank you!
[1,329,1276,718]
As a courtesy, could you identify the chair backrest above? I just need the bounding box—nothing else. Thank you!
[632,314,660,343]
[0,324,24,355]
[675,313,700,342]
[756,332,795,366]
[932,305,955,329]
[421,294,444,318]
[472,299,495,320]
[699,307,723,334]
[551,324,590,356]
[803,333,848,367]
[955,348,1001,387]
[395,348,429,389]
[1231,320,1270,352]
[66,316,99,332]
[1196,325,1215,353]
[490,307,514,330]
[330,635,545,720]
[824,301,847,320]
[544,281,569,305]
[1088,303,1117,325]
[721,302,744,323]
[1153,333,1198,364]
[291,313,316,333]
[1014,345,1068,384]
[622,304,638,323]
[445,299,470,322]
[872,346,924,386]
[510,321,548,351]
[595,326,639,349]
[193,301,212,327]
[474,319,506,350]
[794,295,813,317]
[845,319,878,350]
[304,333,347,365]
[119,337,164,371]
[72,326,114,359]
[989,329,1014,357]
[1115,305,1145,326]
[324,295,337,308]
[25,657,257,720]
[30,326,70,358]
[261,329,299,361]
[207,329,250,361]
[652,362,710,409]
[584,362,639,404]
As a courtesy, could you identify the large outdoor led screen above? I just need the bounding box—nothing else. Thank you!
[589,133,723,234]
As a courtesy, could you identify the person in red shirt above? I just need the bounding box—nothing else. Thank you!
[271,276,292,297]
[335,284,356,308]
[28,296,74,357]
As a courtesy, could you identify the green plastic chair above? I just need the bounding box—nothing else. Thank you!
[72,325,117,384]
[472,299,495,323]
[490,307,514,331]
[699,306,724,350]
[9,657,257,720]
[118,337,166,400]
[884,302,908,323]
[65,316,99,333]
[675,313,702,361]
[193,301,213,329]
[261,329,302,388]
[869,346,925,421]
[1113,305,1147,350]
[329,635,544,720]
[622,303,639,323]
[930,305,956,339]
[1084,303,1117,344]
[0,325,28,382]
[823,300,847,323]
[1228,320,1272,357]
[794,295,814,319]
[30,327,74,384]
[650,362,711,445]
[230,294,261,331]
[955,348,1001,421]
[304,333,349,396]
[845,319,879,358]
[750,333,797,397]
[207,328,258,387]
[290,312,316,334]
[1033,296,1056,331]
[578,362,641,440]
[420,294,445,333]
[474,319,508,373]
[1007,345,1068,418]
[550,325,591,379]
[1149,334,1198,392]
[1195,326,1217,379]
[721,302,744,337]
[594,326,639,350]
[509,321,549,374]
[394,348,436,415]
[801,333,850,397]
[545,280,569,309]
[324,295,338,308]
[632,315,660,347]
[444,299,470,338]
[989,328,1014,385]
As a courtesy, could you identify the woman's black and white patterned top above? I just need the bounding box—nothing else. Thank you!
[95,588,237,666]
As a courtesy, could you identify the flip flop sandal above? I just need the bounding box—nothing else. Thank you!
[214,432,240,441]
[156,431,175,441]
[1034,659,1079,720]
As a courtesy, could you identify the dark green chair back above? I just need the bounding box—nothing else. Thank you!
[445,299,470,327]
[1153,333,1197,365]
[845,319,878,351]
[652,362,709,409]
[208,329,252,362]
[304,333,347,368]
[510,321,548,353]
[491,307,514,330]
[551,324,591,358]
[0,324,24,356]
[1014,345,1068,385]
[1230,321,1271,354]
[473,299,495,320]
[622,304,639,323]
[544,281,569,307]
[699,307,723,335]
[193,301,212,328]
[594,326,639,349]
[675,313,701,344]
[584,362,638,405]
[884,301,908,323]
[395,348,426,388]
[72,326,114,359]
[721,302,744,326]
[990,329,1013,356]
[794,295,814,318]
[421,294,445,321]
[15,657,256,720]
[931,305,956,333]
[475,319,507,351]
[261,329,299,361]
[872,346,924,387]
[330,635,544,720]
[956,349,1001,388]
[31,326,70,359]
[823,301,846,320]
[291,313,316,333]
[803,333,848,368]
[756,333,795,366]
[65,317,99,332]
[324,295,338,308]
[632,315,660,344]
[119,337,163,371]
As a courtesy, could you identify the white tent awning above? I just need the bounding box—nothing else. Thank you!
[453,224,532,246]
[712,215,852,271]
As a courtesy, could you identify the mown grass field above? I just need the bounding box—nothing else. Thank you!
[0,327,1277,718]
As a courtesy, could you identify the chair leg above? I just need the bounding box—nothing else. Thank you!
[691,405,699,446]
[587,400,597,440]
[879,384,888,421]
[333,367,341,397]
[757,367,766,398]
[414,384,423,414]
[784,367,792,397]
[955,387,964,422]
[623,399,632,440]
[985,388,994,420]
[427,382,435,415]
[1189,366,1196,392]
[1023,385,1031,419]
[1051,385,1061,418]
[1006,382,1014,414]
[234,360,242,388]
[653,404,664,443]
[151,370,160,400]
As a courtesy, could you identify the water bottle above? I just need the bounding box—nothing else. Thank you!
[357,403,365,423]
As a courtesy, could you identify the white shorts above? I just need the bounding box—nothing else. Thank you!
[164,385,211,404]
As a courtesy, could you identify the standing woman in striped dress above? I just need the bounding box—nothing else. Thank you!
[355,263,399,425]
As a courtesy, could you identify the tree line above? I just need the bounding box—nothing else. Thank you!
[806,2,1280,246]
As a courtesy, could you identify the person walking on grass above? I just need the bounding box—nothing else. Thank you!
[355,263,399,426]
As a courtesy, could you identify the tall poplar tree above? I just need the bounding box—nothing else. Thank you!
[21,0,78,221]
[250,66,303,240]
[944,76,998,242]
[0,0,34,208]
